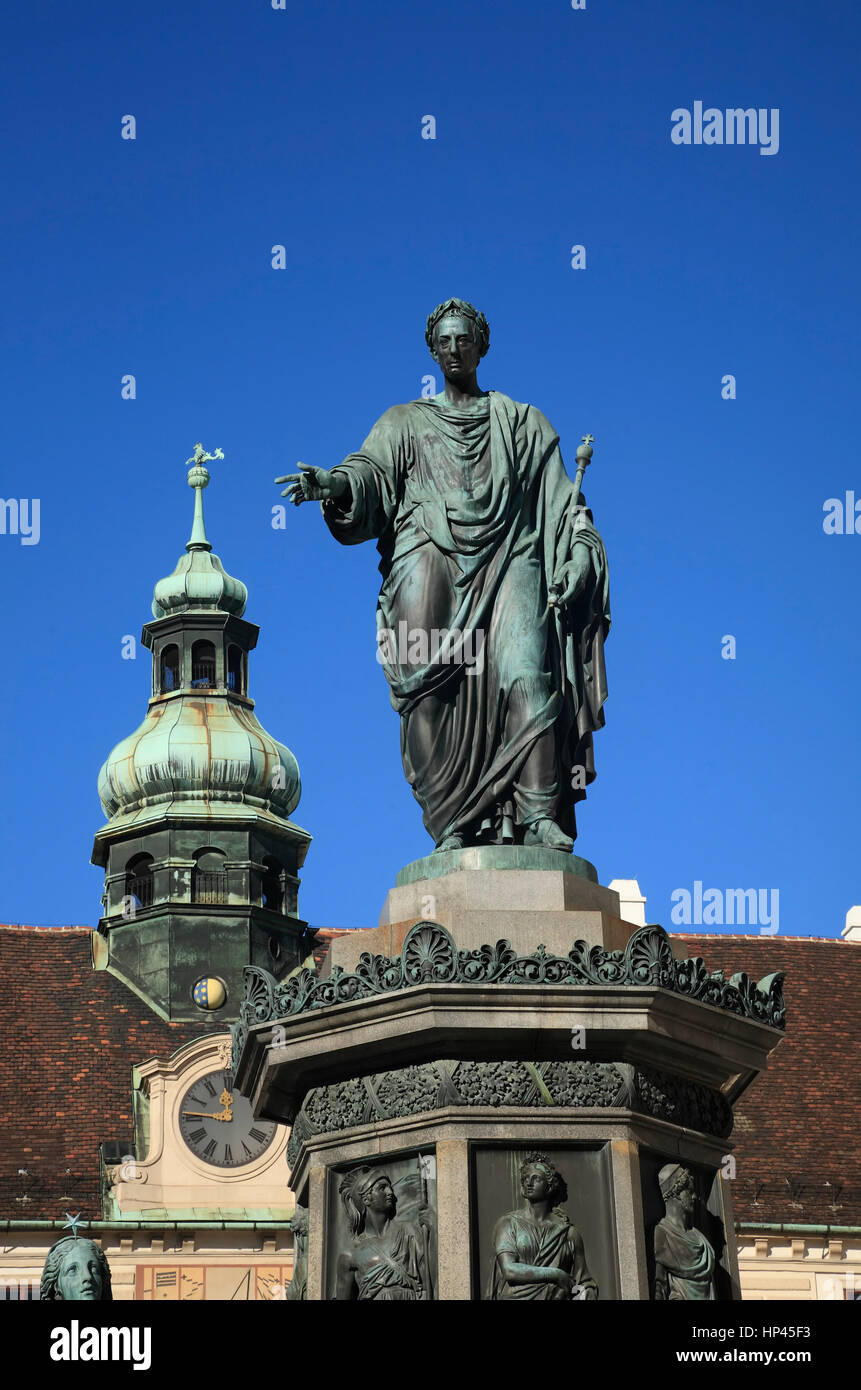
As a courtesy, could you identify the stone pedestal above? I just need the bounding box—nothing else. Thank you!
[232,850,786,1301]
[371,848,630,957]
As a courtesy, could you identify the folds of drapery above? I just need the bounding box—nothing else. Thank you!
[322,392,610,842]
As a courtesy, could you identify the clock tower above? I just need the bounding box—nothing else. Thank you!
[91,445,313,1024]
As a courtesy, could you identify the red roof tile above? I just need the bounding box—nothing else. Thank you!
[0,925,206,1219]
[672,933,861,1226]
[2,923,857,1230]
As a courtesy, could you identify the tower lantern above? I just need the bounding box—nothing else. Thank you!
[91,445,312,1021]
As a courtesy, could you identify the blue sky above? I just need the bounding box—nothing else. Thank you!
[1,0,858,939]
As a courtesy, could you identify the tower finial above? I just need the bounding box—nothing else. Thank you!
[185,442,224,551]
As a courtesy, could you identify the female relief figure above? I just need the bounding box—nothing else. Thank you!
[489,1151,598,1301]
[335,1166,433,1301]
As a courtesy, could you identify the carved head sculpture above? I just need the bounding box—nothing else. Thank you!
[291,1206,309,1241]
[339,1167,397,1237]
[658,1163,696,1221]
[425,297,490,367]
[40,1237,113,1301]
[519,1151,568,1212]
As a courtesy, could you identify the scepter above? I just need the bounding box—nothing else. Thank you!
[548,433,595,612]
[573,433,594,507]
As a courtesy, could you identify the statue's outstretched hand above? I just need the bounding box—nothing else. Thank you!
[275,463,347,506]
[549,545,592,609]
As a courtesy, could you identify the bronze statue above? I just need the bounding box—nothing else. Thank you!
[277,298,610,853]
[653,1163,717,1300]
[40,1236,113,1301]
[286,1205,308,1301]
[334,1166,433,1300]
[488,1151,598,1300]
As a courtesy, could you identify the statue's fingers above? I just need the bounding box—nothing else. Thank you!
[274,474,298,485]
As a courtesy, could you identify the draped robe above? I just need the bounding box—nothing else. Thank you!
[350,1219,429,1300]
[488,1208,598,1301]
[654,1220,717,1300]
[323,391,610,846]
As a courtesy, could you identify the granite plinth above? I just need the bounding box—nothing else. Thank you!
[319,854,630,977]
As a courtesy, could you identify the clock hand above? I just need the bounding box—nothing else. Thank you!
[182,1107,234,1122]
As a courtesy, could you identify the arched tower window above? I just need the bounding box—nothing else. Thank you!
[192,848,227,904]
[227,644,244,694]
[191,640,216,688]
[125,853,154,910]
[160,644,180,694]
[261,856,283,912]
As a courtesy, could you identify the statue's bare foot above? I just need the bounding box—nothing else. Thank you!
[523,818,574,852]
[434,831,464,853]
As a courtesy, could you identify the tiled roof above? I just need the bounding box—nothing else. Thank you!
[2,922,858,1231]
[0,924,205,1219]
[672,933,861,1227]
[309,927,351,972]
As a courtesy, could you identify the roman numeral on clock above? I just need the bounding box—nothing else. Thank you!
[203,1139,217,1159]
[241,1141,252,1159]
[188,1127,206,1143]
[249,1128,266,1144]
[203,1076,217,1097]
[223,1144,233,1164]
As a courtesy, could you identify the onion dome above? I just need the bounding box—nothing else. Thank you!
[96,443,301,823]
[97,699,301,821]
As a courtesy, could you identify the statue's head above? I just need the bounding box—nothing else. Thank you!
[519,1151,567,1208]
[658,1163,696,1217]
[425,298,490,374]
[339,1166,397,1236]
[40,1237,112,1301]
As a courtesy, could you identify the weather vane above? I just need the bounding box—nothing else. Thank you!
[186,442,224,470]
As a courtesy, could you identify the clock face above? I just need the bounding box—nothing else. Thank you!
[178,1069,277,1169]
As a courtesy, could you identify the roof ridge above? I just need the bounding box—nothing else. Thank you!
[0,923,92,933]
[670,932,848,943]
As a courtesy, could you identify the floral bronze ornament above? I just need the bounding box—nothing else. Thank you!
[232,920,785,1070]
[285,1060,733,1170]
